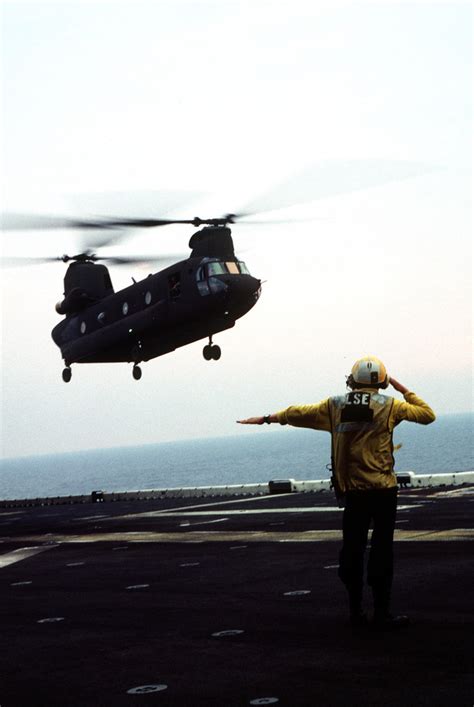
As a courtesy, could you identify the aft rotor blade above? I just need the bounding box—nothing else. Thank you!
[100,253,186,265]
[1,253,187,268]
[233,159,435,218]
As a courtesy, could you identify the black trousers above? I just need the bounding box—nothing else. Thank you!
[338,487,398,614]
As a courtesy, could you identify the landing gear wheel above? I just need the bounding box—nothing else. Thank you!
[211,345,221,360]
[62,367,72,383]
[132,365,142,380]
[203,336,221,361]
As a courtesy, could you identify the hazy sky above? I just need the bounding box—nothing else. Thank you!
[1,1,472,459]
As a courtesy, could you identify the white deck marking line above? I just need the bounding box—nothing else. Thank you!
[179,518,229,527]
[430,487,474,498]
[10,529,474,544]
[0,545,57,569]
[77,514,110,521]
[105,499,420,523]
[166,508,342,516]
[125,504,418,518]
[105,493,295,521]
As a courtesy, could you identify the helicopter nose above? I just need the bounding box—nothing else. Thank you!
[224,276,262,312]
[227,275,261,297]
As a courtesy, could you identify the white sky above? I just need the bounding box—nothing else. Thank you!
[0,0,472,459]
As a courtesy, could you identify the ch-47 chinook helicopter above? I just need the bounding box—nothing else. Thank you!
[3,211,262,382]
[1,161,430,382]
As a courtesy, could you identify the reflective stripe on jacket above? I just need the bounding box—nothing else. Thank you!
[276,390,435,493]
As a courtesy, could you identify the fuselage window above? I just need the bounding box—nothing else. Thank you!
[97,312,106,325]
[168,273,181,299]
[145,291,152,305]
[122,302,129,315]
[80,321,87,334]
[196,267,210,296]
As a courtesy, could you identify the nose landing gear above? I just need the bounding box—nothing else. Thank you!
[203,336,221,361]
[62,366,72,383]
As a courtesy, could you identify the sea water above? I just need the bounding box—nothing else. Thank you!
[0,413,472,500]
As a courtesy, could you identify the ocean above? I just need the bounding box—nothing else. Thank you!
[0,413,472,500]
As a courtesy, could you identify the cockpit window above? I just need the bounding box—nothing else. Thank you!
[197,260,251,285]
[207,262,227,276]
[225,262,239,274]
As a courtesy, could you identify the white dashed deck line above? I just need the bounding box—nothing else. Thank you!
[212,629,244,638]
[127,684,168,695]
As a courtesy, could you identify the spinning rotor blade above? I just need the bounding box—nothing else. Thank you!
[98,253,185,266]
[1,160,434,252]
[0,213,197,254]
[1,255,65,267]
[231,159,434,219]
[0,213,105,231]
[1,252,185,268]
[1,190,204,232]
[0,212,232,230]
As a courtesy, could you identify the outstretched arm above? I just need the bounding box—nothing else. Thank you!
[238,400,331,431]
[237,414,279,425]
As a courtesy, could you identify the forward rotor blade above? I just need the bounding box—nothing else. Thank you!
[233,159,435,218]
[1,255,63,267]
[0,212,182,231]
[1,189,205,233]
[0,213,195,254]
[230,216,330,225]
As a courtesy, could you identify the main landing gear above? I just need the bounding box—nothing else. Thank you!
[61,363,144,381]
[131,342,143,380]
[203,336,221,361]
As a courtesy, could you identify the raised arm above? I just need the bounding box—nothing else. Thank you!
[389,377,436,425]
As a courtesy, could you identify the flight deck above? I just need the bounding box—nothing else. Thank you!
[1,483,473,706]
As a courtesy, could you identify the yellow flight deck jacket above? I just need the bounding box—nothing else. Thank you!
[277,390,435,494]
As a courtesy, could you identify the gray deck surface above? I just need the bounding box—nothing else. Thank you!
[1,486,473,706]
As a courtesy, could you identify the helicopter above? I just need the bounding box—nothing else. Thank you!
[1,160,431,382]
[2,212,262,382]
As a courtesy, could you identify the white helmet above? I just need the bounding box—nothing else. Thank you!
[349,356,388,389]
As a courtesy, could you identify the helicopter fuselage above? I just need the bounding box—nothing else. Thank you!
[51,255,261,372]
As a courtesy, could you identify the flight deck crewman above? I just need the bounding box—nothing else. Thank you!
[237,356,435,628]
